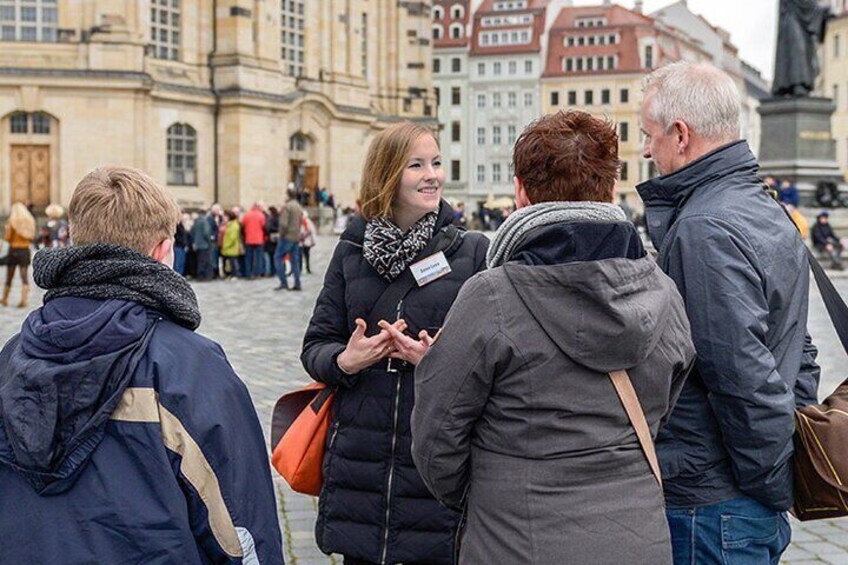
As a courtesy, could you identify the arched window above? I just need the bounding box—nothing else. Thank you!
[32,112,50,134]
[450,23,463,39]
[433,6,444,19]
[151,0,181,61]
[8,111,51,134]
[432,24,443,40]
[9,112,28,133]
[167,123,197,185]
[451,5,465,19]
[289,132,309,152]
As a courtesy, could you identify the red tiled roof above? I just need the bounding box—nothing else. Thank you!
[543,3,706,78]
[433,0,471,48]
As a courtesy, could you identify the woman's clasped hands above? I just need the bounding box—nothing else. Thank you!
[378,319,438,367]
[336,317,438,374]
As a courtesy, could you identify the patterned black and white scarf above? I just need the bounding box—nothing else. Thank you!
[363,212,438,281]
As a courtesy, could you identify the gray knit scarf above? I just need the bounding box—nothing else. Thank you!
[33,244,202,330]
[486,202,627,268]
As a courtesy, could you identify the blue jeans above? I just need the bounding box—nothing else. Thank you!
[245,245,263,277]
[666,497,791,565]
[195,248,212,280]
[274,239,301,288]
[211,246,220,278]
[174,247,187,276]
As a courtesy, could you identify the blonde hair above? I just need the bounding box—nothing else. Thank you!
[69,166,181,253]
[359,122,438,220]
[8,202,36,241]
[45,203,64,219]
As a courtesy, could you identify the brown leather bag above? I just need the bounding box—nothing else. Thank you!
[792,250,848,521]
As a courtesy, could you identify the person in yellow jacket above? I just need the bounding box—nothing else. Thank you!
[786,204,809,240]
[3,202,36,308]
[219,210,243,279]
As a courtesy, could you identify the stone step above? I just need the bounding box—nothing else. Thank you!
[798,207,848,230]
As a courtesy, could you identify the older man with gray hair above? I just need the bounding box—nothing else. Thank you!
[637,61,820,564]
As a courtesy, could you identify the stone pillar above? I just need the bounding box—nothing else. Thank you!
[758,97,844,205]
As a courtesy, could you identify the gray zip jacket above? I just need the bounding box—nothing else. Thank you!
[637,140,820,511]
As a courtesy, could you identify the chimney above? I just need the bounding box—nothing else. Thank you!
[634,0,643,13]
[603,0,611,6]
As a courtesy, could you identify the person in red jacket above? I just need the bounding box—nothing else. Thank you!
[241,203,267,279]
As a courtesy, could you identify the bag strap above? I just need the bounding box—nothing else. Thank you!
[806,248,848,356]
[771,193,848,356]
[608,370,662,486]
[501,267,662,486]
[365,225,461,330]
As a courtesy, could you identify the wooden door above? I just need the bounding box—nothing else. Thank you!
[10,146,30,205]
[304,165,319,191]
[10,145,50,211]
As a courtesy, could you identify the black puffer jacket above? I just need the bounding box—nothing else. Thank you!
[301,202,488,564]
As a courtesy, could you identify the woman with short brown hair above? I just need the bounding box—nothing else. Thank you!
[302,122,488,564]
[412,111,696,564]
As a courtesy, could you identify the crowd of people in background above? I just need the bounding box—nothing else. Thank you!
[169,193,319,289]
[764,175,848,269]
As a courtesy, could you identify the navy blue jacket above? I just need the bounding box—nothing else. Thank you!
[637,141,820,511]
[0,297,284,564]
[301,202,488,564]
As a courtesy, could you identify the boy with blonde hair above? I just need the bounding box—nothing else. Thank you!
[0,167,284,564]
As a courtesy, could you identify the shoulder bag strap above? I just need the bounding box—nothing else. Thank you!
[608,370,662,486]
[501,267,662,486]
[806,247,848,355]
[365,225,462,330]
[772,195,848,355]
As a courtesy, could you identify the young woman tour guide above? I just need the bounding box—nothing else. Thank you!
[301,122,488,564]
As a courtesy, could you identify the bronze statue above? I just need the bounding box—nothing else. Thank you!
[772,0,831,97]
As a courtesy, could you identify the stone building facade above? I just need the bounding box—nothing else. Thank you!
[0,0,435,214]
[823,5,848,182]
[432,0,473,203]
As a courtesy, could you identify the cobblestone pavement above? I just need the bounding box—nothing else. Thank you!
[1,235,847,563]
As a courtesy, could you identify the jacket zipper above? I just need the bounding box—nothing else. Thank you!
[328,420,340,449]
[380,300,405,565]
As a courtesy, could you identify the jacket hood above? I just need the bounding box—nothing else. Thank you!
[503,223,672,373]
[0,297,156,495]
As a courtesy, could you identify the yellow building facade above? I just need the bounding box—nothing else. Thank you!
[823,10,848,182]
[540,74,644,190]
[0,0,435,214]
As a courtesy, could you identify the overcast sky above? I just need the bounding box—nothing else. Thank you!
[572,0,778,80]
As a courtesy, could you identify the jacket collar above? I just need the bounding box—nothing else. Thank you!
[635,140,758,250]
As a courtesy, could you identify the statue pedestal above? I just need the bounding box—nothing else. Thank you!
[757,97,844,206]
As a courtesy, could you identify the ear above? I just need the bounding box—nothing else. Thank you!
[514,176,531,209]
[673,120,690,154]
[150,238,174,267]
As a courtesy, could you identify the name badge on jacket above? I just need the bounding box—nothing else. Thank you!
[410,251,451,287]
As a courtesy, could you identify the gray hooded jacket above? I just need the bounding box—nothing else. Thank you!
[412,221,695,564]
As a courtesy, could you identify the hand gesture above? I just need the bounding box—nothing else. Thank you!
[337,318,407,374]
[378,320,440,366]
